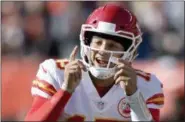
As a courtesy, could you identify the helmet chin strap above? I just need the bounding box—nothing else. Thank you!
[81,56,116,79]
[89,66,116,80]
[83,55,121,80]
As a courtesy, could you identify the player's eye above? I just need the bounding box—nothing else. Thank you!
[93,40,102,46]
[108,43,122,51]
[109,43,116,48]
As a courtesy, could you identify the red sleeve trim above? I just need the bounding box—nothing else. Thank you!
[146,93,164,105]
[32,78,57,96]
[25,89,71,121]
[149,108,160,122]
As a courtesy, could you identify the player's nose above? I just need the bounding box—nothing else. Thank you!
[99,41,110,52]
[98,43,110,57]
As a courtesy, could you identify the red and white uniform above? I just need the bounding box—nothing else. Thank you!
[29,59,164,121]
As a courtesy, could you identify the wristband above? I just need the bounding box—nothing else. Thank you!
[126,89,153,121]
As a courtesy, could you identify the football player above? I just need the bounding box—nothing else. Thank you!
[25,4,164,122]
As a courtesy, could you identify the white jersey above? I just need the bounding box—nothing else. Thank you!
[31,59,164,121]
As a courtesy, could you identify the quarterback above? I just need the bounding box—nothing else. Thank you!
[25,4,164,122]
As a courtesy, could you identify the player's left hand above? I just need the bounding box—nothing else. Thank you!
[114,59,137,96]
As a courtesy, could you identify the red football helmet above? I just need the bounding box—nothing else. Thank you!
[80,4,142,79]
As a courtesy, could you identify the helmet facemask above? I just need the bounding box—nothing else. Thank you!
[80,23,142,80]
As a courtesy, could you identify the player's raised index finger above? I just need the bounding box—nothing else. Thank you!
[69,46,78,62]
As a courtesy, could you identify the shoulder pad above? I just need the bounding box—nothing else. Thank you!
[55,59,69,70]
[31,59,62,98]
[136,69,164,109]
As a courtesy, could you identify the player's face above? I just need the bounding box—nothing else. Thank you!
[90,36,124,68]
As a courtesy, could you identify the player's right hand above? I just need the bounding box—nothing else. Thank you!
[62,46,86,93]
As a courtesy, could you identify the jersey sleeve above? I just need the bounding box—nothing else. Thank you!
[137,73,164,109]
[31,59,65,98]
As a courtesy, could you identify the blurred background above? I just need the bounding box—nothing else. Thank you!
[1,1,184,121]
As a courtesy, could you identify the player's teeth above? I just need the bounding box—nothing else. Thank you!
[99,60,106,64]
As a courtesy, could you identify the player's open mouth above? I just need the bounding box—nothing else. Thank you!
[95,58,108,67]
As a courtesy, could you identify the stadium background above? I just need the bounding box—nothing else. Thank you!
[1,1,184,121]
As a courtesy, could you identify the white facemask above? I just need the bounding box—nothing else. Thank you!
[80,23,142,80]
[81,43,138,79]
